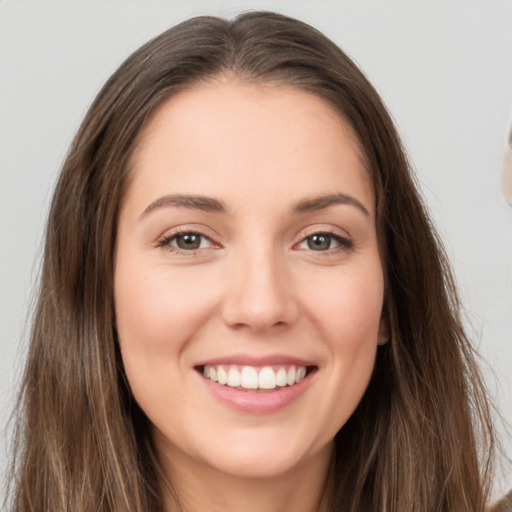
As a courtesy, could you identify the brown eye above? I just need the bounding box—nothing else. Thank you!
[174,233,202,250]
[307,234,333,251]
[296,232,353,252]
[157,231,217,254]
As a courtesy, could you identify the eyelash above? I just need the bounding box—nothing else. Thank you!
[295,232,353,253]
[156,229,216,254]
[156,229,353,255]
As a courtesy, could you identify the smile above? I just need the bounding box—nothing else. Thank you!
[202,364,308,391]
[196,358,317,413]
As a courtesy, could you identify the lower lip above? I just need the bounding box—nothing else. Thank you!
[199,372,314,414]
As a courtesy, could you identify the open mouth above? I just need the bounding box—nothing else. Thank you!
[197,364,317,391]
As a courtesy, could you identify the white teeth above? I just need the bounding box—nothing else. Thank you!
[276,367,288,387]
[227,366,241,387]
[217,366,228,385]
[287,366,296,386]
[203,366,218,382]
[259,367,276,389]
[202,364,309,390]
[240,366,258,389]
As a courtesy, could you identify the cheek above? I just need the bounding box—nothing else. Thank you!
[113,258,221,409]
[113,257,219,417]
[115,274,176,355]
[302,264,384,340]
[299,263,384,410]
[114,260,216,351]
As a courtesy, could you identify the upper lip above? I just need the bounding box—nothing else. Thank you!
[194,354,316,368]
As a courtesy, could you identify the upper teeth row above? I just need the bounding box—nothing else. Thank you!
[203,365,307,390]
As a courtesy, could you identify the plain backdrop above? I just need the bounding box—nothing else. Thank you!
[1,0,511,497]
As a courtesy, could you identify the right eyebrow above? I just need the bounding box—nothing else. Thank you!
[292,192,370,217]
[139,194,226,220]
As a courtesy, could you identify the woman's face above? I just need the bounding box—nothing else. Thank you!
[114,81,387,481]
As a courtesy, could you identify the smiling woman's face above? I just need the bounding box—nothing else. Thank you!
[114,81,387,482]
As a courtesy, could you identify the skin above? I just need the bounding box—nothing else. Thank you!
[114,80,387,512]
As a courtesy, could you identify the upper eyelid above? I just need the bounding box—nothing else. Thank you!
[155,230,218,252]
[156,225,218,242]
[295,232,352,249]
[296,224,351,240]
[164,231,211,243]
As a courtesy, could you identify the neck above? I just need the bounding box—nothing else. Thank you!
[157,443,334,512]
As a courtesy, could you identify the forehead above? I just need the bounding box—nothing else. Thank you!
[125,80,374,216]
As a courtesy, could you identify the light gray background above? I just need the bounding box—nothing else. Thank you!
[1,0,511,497]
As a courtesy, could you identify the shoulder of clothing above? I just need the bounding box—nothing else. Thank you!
[488,489,512,512]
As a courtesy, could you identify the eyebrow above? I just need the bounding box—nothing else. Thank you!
[292,193,370,216]
[139,191,369,220]
[140,194,226,219]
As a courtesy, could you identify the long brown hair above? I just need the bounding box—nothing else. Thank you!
[7,11,495,511]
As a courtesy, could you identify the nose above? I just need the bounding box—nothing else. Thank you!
[221,247,299,333]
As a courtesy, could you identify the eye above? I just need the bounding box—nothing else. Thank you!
[173,233,205,250]
[306,234,334,251]
[158,231,214,252]
[297,232,352,251]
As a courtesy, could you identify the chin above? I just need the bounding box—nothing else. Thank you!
[196,432,332,481]
[204,452,315,481]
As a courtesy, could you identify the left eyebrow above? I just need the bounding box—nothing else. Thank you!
[292,193,370,216]
[139,194,226,220]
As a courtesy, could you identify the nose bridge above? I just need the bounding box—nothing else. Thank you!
[222,239,298,331]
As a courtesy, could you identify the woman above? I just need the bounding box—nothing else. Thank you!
[7,11,497,512]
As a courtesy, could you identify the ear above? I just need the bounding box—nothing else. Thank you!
[377,314,389,346]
